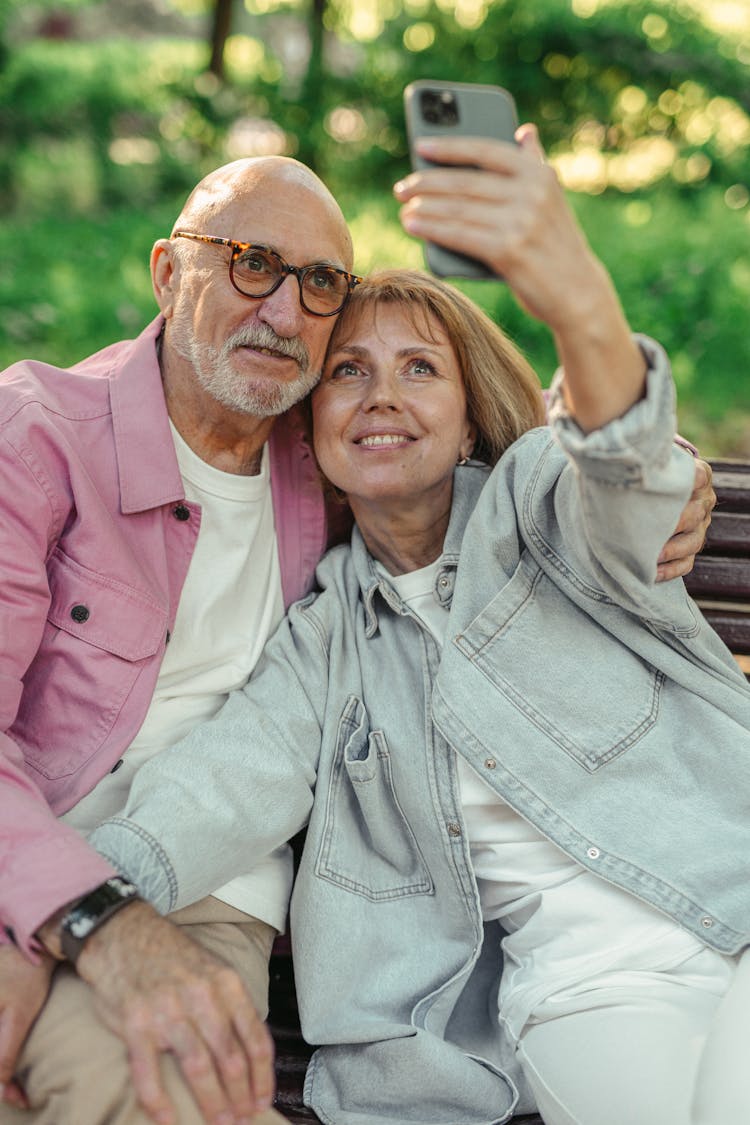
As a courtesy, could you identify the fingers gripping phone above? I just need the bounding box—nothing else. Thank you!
[403,80,518,279]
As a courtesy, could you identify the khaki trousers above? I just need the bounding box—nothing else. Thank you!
[2,897,290,1125]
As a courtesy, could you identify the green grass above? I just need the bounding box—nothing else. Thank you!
[0,204,178,366]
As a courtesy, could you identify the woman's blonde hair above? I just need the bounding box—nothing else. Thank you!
[328,269,546,466]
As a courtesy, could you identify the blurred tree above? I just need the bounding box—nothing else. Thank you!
[203,0,749,199]
[296,0,326,169]
[4,0,745,205]
[209,0,232,78]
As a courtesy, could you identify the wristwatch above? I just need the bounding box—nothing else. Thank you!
[60,876,140,965]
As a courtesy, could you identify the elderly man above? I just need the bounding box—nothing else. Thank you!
[0,150,711,1125]
[0,156,357,1125]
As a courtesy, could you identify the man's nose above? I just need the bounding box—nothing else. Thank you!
[256,274,307,337]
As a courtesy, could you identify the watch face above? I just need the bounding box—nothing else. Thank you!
[64,878,138,938]
[67,911,98,939]
[60,877,139,965]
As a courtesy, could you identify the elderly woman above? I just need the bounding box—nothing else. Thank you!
[90,130,750,1125]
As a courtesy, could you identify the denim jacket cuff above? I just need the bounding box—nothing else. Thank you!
[89,818,178,914]
[546,334,678,483]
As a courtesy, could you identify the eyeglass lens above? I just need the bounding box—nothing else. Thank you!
[232,248,350,314]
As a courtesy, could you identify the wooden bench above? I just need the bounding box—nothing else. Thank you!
[684,459,750,673]
[268,458,750,1124]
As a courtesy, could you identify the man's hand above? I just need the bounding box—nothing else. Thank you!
[657,458,715,581]
[0,943,55,1110]
[72,901,274,1125]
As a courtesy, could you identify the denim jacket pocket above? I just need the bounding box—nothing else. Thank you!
[14,548,167,779]
[455,553,664,771]
[316,695,434,900]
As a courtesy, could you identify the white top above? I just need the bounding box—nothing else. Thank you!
[64,425,291,930]
[382,558,703,1037]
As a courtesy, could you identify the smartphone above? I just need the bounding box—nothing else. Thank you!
[403,79,518,279]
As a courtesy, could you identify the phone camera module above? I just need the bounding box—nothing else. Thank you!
[420,89,460,127]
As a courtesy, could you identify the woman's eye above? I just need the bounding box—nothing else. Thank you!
[329,361,364,380]
[408,358,435,377]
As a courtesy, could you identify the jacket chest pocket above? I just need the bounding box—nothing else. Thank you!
[14,549,167,780]
[315,696,434,900]
[455,555,664,771]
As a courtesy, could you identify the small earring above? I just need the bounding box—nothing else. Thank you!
[457,455,468,466]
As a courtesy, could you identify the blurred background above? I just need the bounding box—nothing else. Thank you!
[0,0,748,454]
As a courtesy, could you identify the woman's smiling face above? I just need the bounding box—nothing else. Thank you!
[312,303,476,516]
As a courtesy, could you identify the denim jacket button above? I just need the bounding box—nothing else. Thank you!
[484,758,497,769]
[587,846,600,860]
[447,822,462,838]
[700,916,714,929]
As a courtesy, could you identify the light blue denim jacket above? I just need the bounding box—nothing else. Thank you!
[91,341,750,1125]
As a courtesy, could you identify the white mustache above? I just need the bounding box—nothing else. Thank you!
[226,324,310,369]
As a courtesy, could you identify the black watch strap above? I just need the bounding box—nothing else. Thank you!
[60,876,140,965]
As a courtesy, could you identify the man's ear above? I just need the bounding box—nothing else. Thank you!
[151,239,177,319]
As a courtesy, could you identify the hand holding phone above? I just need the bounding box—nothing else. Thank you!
[403,80,518,279]
[397,114,615,336]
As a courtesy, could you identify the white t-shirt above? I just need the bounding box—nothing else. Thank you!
[63,425,291,930]
[381,559,703,1037]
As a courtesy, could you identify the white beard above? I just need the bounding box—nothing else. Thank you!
[169,307,320,417]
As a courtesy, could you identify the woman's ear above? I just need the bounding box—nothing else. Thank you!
[460,421,478,462]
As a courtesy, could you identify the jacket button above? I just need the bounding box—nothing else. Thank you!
[484,758,497,769]
[447,822,462,838]
[70,604,90,623]
[700,916,714,929]
[172,504,190,521]
[586,846,601,860]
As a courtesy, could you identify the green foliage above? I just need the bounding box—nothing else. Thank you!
[0,35,220,211]
[239,0,750,195]
[0,0,748,453]
[2,0,748,206]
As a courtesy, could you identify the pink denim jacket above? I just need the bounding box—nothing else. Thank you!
[0,317,329,955]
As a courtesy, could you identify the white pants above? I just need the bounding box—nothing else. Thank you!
[515,948,736,1125]
[692,946,750,1124]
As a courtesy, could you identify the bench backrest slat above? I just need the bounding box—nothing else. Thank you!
[684,459,750,661]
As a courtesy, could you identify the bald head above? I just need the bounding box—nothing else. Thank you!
[172,156,353,271]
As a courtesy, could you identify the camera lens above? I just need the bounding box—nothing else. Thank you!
[421,91,442,124]
[420,89,460,127]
